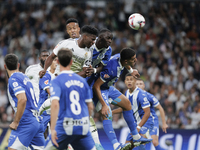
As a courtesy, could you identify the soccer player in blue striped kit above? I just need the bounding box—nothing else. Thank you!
[136,79,168,150]
[5,54,45,150]
[114,73,154,150]
[93,48,152,150]
[44,49,96,150]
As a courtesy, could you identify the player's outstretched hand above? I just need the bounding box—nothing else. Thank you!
[131,69,140,78]
[162,123,169,133]
[85,65,94,77]
[9,121,19,130]
[51,130,59,147]
[101,105,110,118]
[39,70,46,78]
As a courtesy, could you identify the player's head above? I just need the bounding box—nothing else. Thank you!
[120,48,137,68]
[39,50,50,67]
[125,73,136,89]
[66,18,80,39]
[136,78,145,90]
[80,25,98,48]
[4,53,19,71]
[51,57,58,70]
[57,48,73,67]
[96,28,113,48]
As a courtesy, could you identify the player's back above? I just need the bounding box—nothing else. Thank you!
[51,71,91,135]
[8,72,38,119]
[53,39,93,73]
[25,64,43,103]
[100,53,124,90]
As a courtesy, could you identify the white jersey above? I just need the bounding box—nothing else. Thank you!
[53,38,92,73]
[25,63,43,103]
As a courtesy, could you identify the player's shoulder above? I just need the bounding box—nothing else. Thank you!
[9,72,24,84]
[137,88,147,96]
[63,38,76,44]
[25,64,40,73]
[44,71,52,78]
[107,46,112,52]
[110,53,120,60]
[146,92,154,98]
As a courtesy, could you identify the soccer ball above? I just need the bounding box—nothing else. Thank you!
[128,13,145,30]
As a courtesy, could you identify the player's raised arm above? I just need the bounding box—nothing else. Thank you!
[39,52,56,78]
[155,104,168,133]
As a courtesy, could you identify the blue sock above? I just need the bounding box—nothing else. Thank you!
[155,145,164,150]
[138,144,146,150]
[123,110,138,135]
[103,120,118,145]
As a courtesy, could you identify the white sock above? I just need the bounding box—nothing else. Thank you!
[113,142,120,150]
[132,134,141,140]
[89,116,101,144]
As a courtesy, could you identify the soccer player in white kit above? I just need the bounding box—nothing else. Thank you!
[39,25,98,78]
[25,50,50,103]
[44,49,96,150]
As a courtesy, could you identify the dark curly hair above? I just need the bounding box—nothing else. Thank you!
[81,25,98,36]
[120,48,136,61]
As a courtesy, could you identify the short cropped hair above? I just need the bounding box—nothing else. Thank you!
[4,54,18,70]
[125,73,133,79]
[57,48,73,67]
[99,28,111,35]
[120,48,136,61]
[66,18,79,25]
[81,25,98,36]
[40,49,49,55]
[136,78,144,81]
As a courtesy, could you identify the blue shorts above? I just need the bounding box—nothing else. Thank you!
[150,119,159,136]
[45,131,95,150]
[42,113,50,130]
[126,123,154,141]
[108,86,122,100]
[29,120,45,150]
[8,117,42,149]
[93,86,122,112]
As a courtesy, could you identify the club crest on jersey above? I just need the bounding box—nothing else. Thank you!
[44,80,49,85]
[85,52,88,58]
[104,74,110,79]
[13,82,18,87]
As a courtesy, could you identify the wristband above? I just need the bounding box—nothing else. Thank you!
[137,125,141,129]
[93,68,97,74]
[128,68,133,73]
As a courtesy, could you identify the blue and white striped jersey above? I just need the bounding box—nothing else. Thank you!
[125,87,154,126]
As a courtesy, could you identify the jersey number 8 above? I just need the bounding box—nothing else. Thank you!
[70,90,81,115]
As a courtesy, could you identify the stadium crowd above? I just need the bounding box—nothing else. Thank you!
[0,0,200,130]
